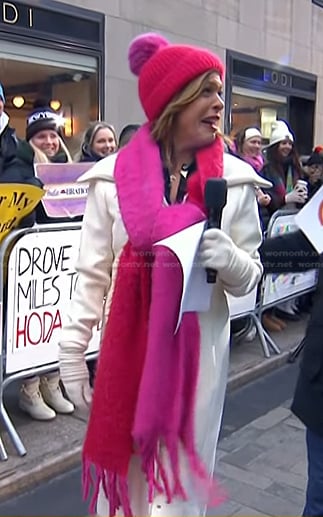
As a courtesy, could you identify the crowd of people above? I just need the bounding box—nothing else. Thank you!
[1,30,323,516]
[0,89,140,206]
[0,87,140,421]
[229,121,322,340]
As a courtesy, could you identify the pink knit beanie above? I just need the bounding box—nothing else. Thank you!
[128,33,224,122]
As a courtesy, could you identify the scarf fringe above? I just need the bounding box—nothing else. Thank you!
[83,439,226,516]
[138,436,226,510]
[83,458,133,517]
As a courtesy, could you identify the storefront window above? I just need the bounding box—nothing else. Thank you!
[231,86,287,144]
[1,40,98,156]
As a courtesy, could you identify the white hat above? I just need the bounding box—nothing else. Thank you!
[265,120,294,148]
[244,128,262,141]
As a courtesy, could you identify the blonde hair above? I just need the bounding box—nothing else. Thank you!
[151,71,222,169]
[75,121,117,161]
[30,136,73,164]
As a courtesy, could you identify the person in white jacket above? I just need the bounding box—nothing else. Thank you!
[59,33,270,517]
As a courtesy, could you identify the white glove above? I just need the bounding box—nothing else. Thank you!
[59,348,92,412]
[199,228,262,297]
[63,378,92,414]
[199,228,235,272]
[285,189,307,204]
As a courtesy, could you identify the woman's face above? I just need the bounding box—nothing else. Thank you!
[31,130,60,158]
[278,139,293,158]
[92,128,117,157]
[174,72,224,152]
[307,164,323,184]
[242,136,262,158]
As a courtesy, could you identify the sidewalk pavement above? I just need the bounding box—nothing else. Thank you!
[0,315,308,503]
[209,402,307,516]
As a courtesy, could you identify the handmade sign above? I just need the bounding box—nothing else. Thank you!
[0,184,43,243]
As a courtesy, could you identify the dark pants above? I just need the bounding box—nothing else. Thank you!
[304,428,323,516]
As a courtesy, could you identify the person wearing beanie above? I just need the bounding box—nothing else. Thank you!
[13,100,75,421]
[58,33,269,516]
[234,126,271,211]
[25,102,63,142]
[234,127,263,171]
[78,121,117,162]
[14,100,77,227]
[0,84,43,230]
[259,120,309,329]
[303,145,323,199]
[260,120,307,220]
[229,127,271,345]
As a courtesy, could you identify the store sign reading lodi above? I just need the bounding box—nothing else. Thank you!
[1,1,33,28]
[0,0,102,45]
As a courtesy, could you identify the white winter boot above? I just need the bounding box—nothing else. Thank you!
[19,376,56,421]
[40,373,74,414]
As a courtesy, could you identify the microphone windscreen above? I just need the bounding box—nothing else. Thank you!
[204,178,227,211]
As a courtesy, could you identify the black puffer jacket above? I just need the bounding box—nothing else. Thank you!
[260,230,323,435]
[0,125,42,227]
[0,125,41,187]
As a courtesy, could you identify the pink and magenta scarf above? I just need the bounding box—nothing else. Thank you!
[82,124,225,516]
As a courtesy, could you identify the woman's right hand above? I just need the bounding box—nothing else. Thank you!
[285,189,307,204]
[59,348,93,412]
[63,378,92,413]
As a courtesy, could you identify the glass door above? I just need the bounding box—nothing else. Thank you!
[230,86,288,144]
[0,40,99,156]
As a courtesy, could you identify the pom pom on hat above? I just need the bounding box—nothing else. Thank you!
[128,32,224,122]
[129,33,169,76]
[307,145,323,166]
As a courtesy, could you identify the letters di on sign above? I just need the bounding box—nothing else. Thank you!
[1,2,33,27]
[263,69,293,89]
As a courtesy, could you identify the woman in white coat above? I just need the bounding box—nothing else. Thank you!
[59,33,270,516]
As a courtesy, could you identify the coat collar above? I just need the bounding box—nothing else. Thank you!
[77,149,272,190]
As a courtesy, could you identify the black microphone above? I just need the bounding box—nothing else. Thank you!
[204,178,228,283]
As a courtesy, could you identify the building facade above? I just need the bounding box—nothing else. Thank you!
[1,0,323,153]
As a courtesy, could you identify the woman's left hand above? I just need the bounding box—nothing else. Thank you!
[256,188,271,207]
[199,228,234,272]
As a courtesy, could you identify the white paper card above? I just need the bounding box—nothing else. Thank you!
[154,221,212,333]
[295,185,323,253]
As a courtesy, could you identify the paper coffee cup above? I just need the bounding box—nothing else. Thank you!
[296,180,308,189]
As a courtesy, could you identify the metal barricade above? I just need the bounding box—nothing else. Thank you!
[254,208,318,357]
[261,209,317,309]
[0,223,100,460]
[0,212,318,458]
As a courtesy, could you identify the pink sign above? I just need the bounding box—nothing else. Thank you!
[35,163,95,218]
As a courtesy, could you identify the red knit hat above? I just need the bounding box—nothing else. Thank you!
[128,33,224,122]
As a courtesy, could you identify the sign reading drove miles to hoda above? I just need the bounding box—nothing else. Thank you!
[5,228,101,374]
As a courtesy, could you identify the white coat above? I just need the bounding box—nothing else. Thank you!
[59,151,271,516]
